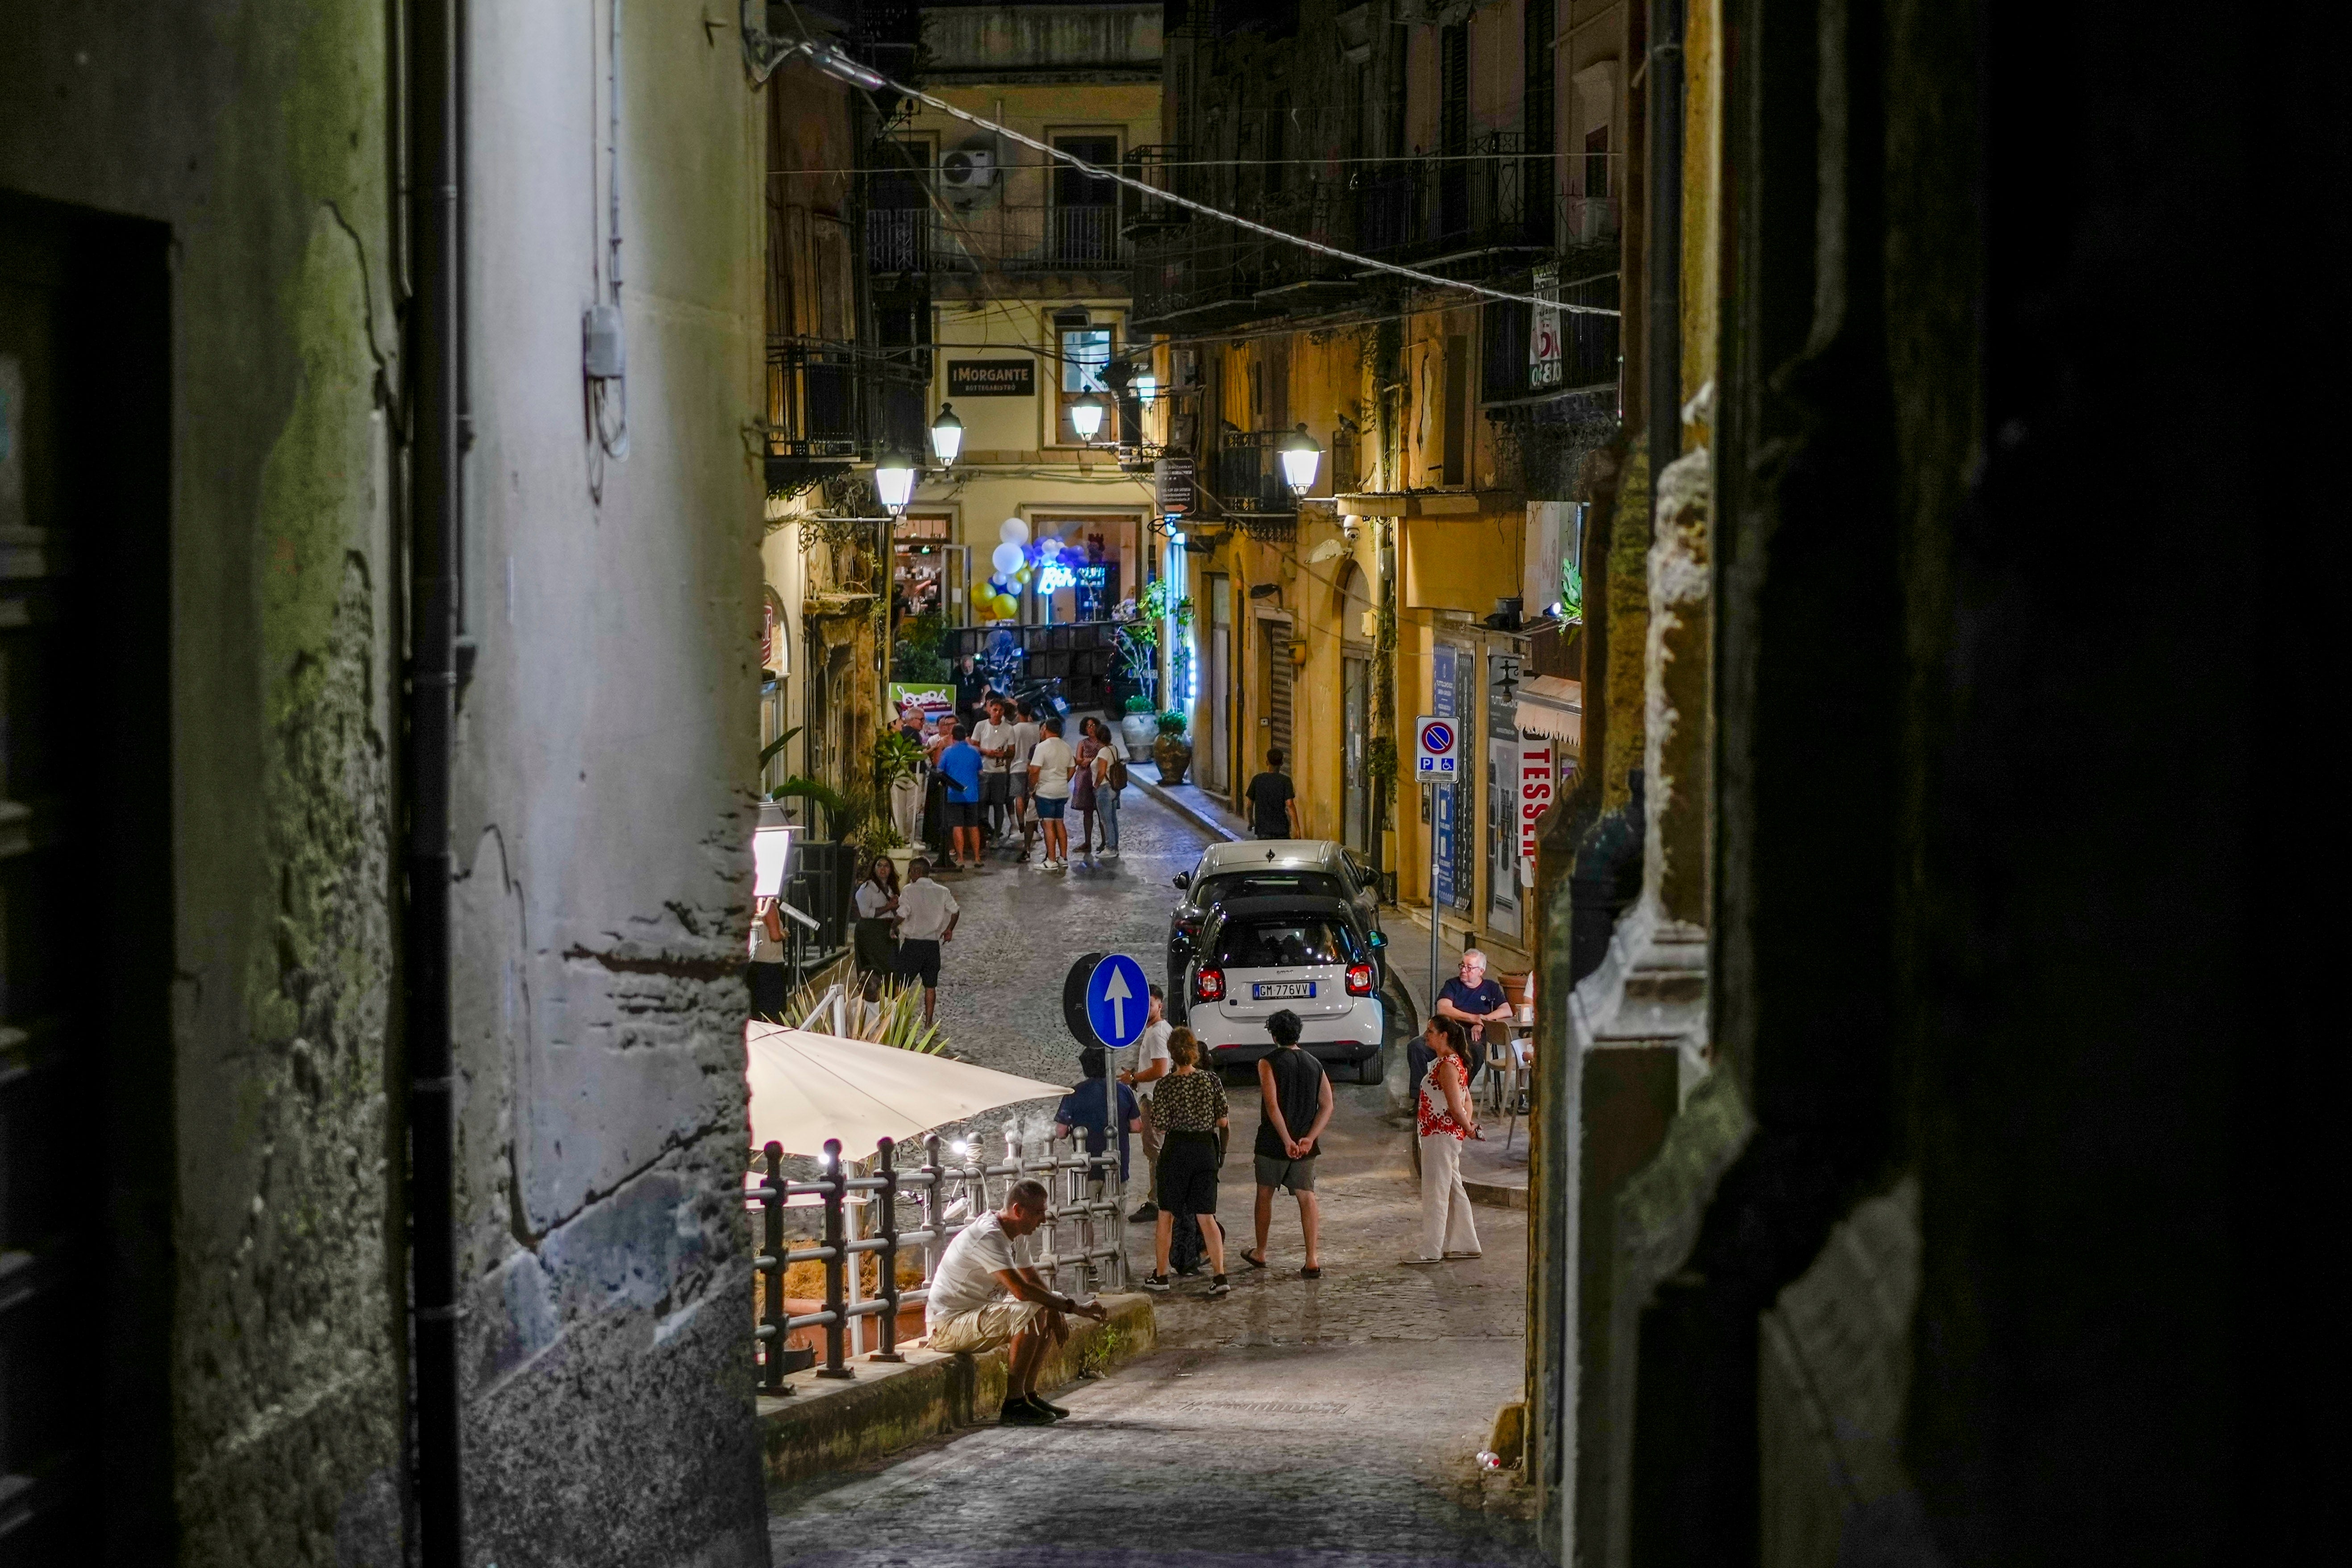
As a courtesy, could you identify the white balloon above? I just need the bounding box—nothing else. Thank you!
[991,541,1025,576]
[998,517,1030,546]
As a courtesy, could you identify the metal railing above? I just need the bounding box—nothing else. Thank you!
[1210,430,1302,532]
[749,1126,1128,1393]
[764,337,931,464]
[862,204,1133,275]
[1481,271,1623,401]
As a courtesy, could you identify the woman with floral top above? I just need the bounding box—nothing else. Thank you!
[1143,1028,1231,1296]
[1407,1016,1483,1264]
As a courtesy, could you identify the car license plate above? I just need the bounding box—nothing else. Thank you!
[1252,981,1314,999]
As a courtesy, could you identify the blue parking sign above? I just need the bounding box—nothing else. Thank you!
[1083,953,1151,1049]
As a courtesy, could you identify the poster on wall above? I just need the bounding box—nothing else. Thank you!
[889,683,956,725]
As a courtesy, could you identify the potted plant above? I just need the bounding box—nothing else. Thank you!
[1152,709,1193,786]
[1119,691,1159,758]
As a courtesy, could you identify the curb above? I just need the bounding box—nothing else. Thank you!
[1463,1178,1531,1211]
[760,1293,1157,1484]
[1131,775,1242,842]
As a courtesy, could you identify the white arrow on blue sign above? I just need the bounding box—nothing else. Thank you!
[1083,953,1152,1049]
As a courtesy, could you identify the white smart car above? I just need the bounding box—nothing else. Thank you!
[1183,895,1387,1081]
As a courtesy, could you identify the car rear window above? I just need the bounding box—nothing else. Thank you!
[1209,917,1363,969]
[1199,870,1347,905]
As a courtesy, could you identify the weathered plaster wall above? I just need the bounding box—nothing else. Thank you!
[0,4,406,1561]
[449,4,769,1564]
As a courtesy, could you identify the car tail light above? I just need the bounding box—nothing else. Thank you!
[1345,963,1375,996]
[1173,915,1202,941]
[1194,967,1225,1003]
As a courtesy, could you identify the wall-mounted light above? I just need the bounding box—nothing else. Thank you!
[929,403,964,465]
[1279,422,1321,494]
[873,449,918,514]
[1133,373,1157,405]
[1069,391,1107,443]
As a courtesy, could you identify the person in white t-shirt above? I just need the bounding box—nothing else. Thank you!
[970,697,1019,848]
[892,857,960,1025]
[924,1179,1107,1425]
[1026,715,1078,871]
[1118,985,1174,1218]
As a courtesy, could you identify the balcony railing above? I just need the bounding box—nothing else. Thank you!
[1481,271,1623,403]
[1209,430,1301,539]
[863,203,1132,275]
[763,337,930,490]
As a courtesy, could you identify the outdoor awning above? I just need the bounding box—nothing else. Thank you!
[744,1023,1072,1158]
[1515,674,1583,749]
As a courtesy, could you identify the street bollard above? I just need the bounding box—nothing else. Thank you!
[816,1137,852,1379]
[759,1140,791,1394]
[872,1137,904,1362]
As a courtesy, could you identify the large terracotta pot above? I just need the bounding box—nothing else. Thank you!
[1153,734,1194,786]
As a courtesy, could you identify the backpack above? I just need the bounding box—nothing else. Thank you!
[1107,753,1128,790]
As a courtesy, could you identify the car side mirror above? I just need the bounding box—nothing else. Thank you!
[1173,872,1191,889]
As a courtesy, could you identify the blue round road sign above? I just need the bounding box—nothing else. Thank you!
[1420,720,1454,753]
[1083,953,1152,1049]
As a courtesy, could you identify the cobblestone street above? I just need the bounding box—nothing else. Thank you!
[771,788,1537,1567]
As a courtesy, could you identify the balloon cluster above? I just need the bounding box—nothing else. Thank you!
[977,516,1037,623]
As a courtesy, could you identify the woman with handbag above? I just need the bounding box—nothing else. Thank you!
[1405,1017,1483,1264]
[851,855,901,981]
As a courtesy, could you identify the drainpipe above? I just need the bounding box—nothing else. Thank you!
[406,0,466,1561]
[1644,0,1685,463]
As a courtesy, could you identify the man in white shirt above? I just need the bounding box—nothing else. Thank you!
[1008,700,1043,859]
[1117,985,1174,1218]
[1027,715,1078,871]
[925,1179,1108,1424]
[970,696,1018,849]
[892,857,960,1024]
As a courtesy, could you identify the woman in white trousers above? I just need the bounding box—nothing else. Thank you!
[1406,1017,1483,1263]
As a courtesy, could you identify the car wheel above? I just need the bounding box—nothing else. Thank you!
[1354,1046,1386,1085]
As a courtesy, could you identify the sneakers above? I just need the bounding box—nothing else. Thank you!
[1127,1202,1159,1222]
[1400,1256,1443,1266]
[999,1398,1056,1426]
[1207,1273,1231,1298]
[1141,1272,1171,1292]
[1028,1393,1071,1419]
[1102,848,1120,859]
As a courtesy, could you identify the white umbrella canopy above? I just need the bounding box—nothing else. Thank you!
[745,1023,1073,1158]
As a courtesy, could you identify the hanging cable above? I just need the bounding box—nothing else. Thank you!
[756,32,1619,318]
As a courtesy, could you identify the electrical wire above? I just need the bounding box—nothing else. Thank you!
[759,33,1619,318]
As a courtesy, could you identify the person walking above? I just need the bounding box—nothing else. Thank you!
[935,722,985,872]
[972,695,1018,849]
[1028,715,1078,872]
[1405,1016,1482,1264]
[851,855,900,981]
[1091,719,1125,859]
[1117,985,1173,1219]
[1142,1028,1231,1296]
[893,857,959,1026]
[1242,1009,1333,1277]
[1008,699,1043,860]
[1071,718,1102,861]
[1244,746,1303,839]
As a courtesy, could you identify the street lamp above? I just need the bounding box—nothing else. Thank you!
[1279,422,1321,495]
[928,403,964,466]
[873,448,918,514]
[1069,390,1107,444]
[1133,372,1157,406]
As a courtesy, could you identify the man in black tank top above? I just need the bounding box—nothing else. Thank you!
[1242,1010,1335,1277]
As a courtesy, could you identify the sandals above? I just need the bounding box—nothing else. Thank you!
[1300,1265,1323,1279]
[1240,1249,1269,1270]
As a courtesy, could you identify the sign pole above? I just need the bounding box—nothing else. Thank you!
[1429,778,1443,1027]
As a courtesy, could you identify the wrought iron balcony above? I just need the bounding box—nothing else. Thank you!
[1208,430,1302,540]
[762,337,930,496]
[1479,271,1623,404]
[862,203,1132,276]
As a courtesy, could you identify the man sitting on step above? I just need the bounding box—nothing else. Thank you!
[923,1178,1109,1425]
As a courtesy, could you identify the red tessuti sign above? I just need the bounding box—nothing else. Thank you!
[1519,740,1555,883]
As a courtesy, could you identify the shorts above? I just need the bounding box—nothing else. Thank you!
[1012,773,1033,801]
[1033,796,1067,820]
[1254,1153,1318,1194]
[947,801,980,829]
[926,1297,1046,1354]
[898,938,942,988]
[981,773,1012,805]
[1156,1130,1220,1214]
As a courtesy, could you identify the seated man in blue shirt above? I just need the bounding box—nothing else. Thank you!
[935,721,986,871]
[1053,1047,1142,1201]
[1435,948,1513,1089]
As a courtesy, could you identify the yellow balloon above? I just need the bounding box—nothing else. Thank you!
[1013,567,1030,584]
[997,593,1021,619]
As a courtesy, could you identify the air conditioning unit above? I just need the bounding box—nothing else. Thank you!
[938,135,1000,209]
